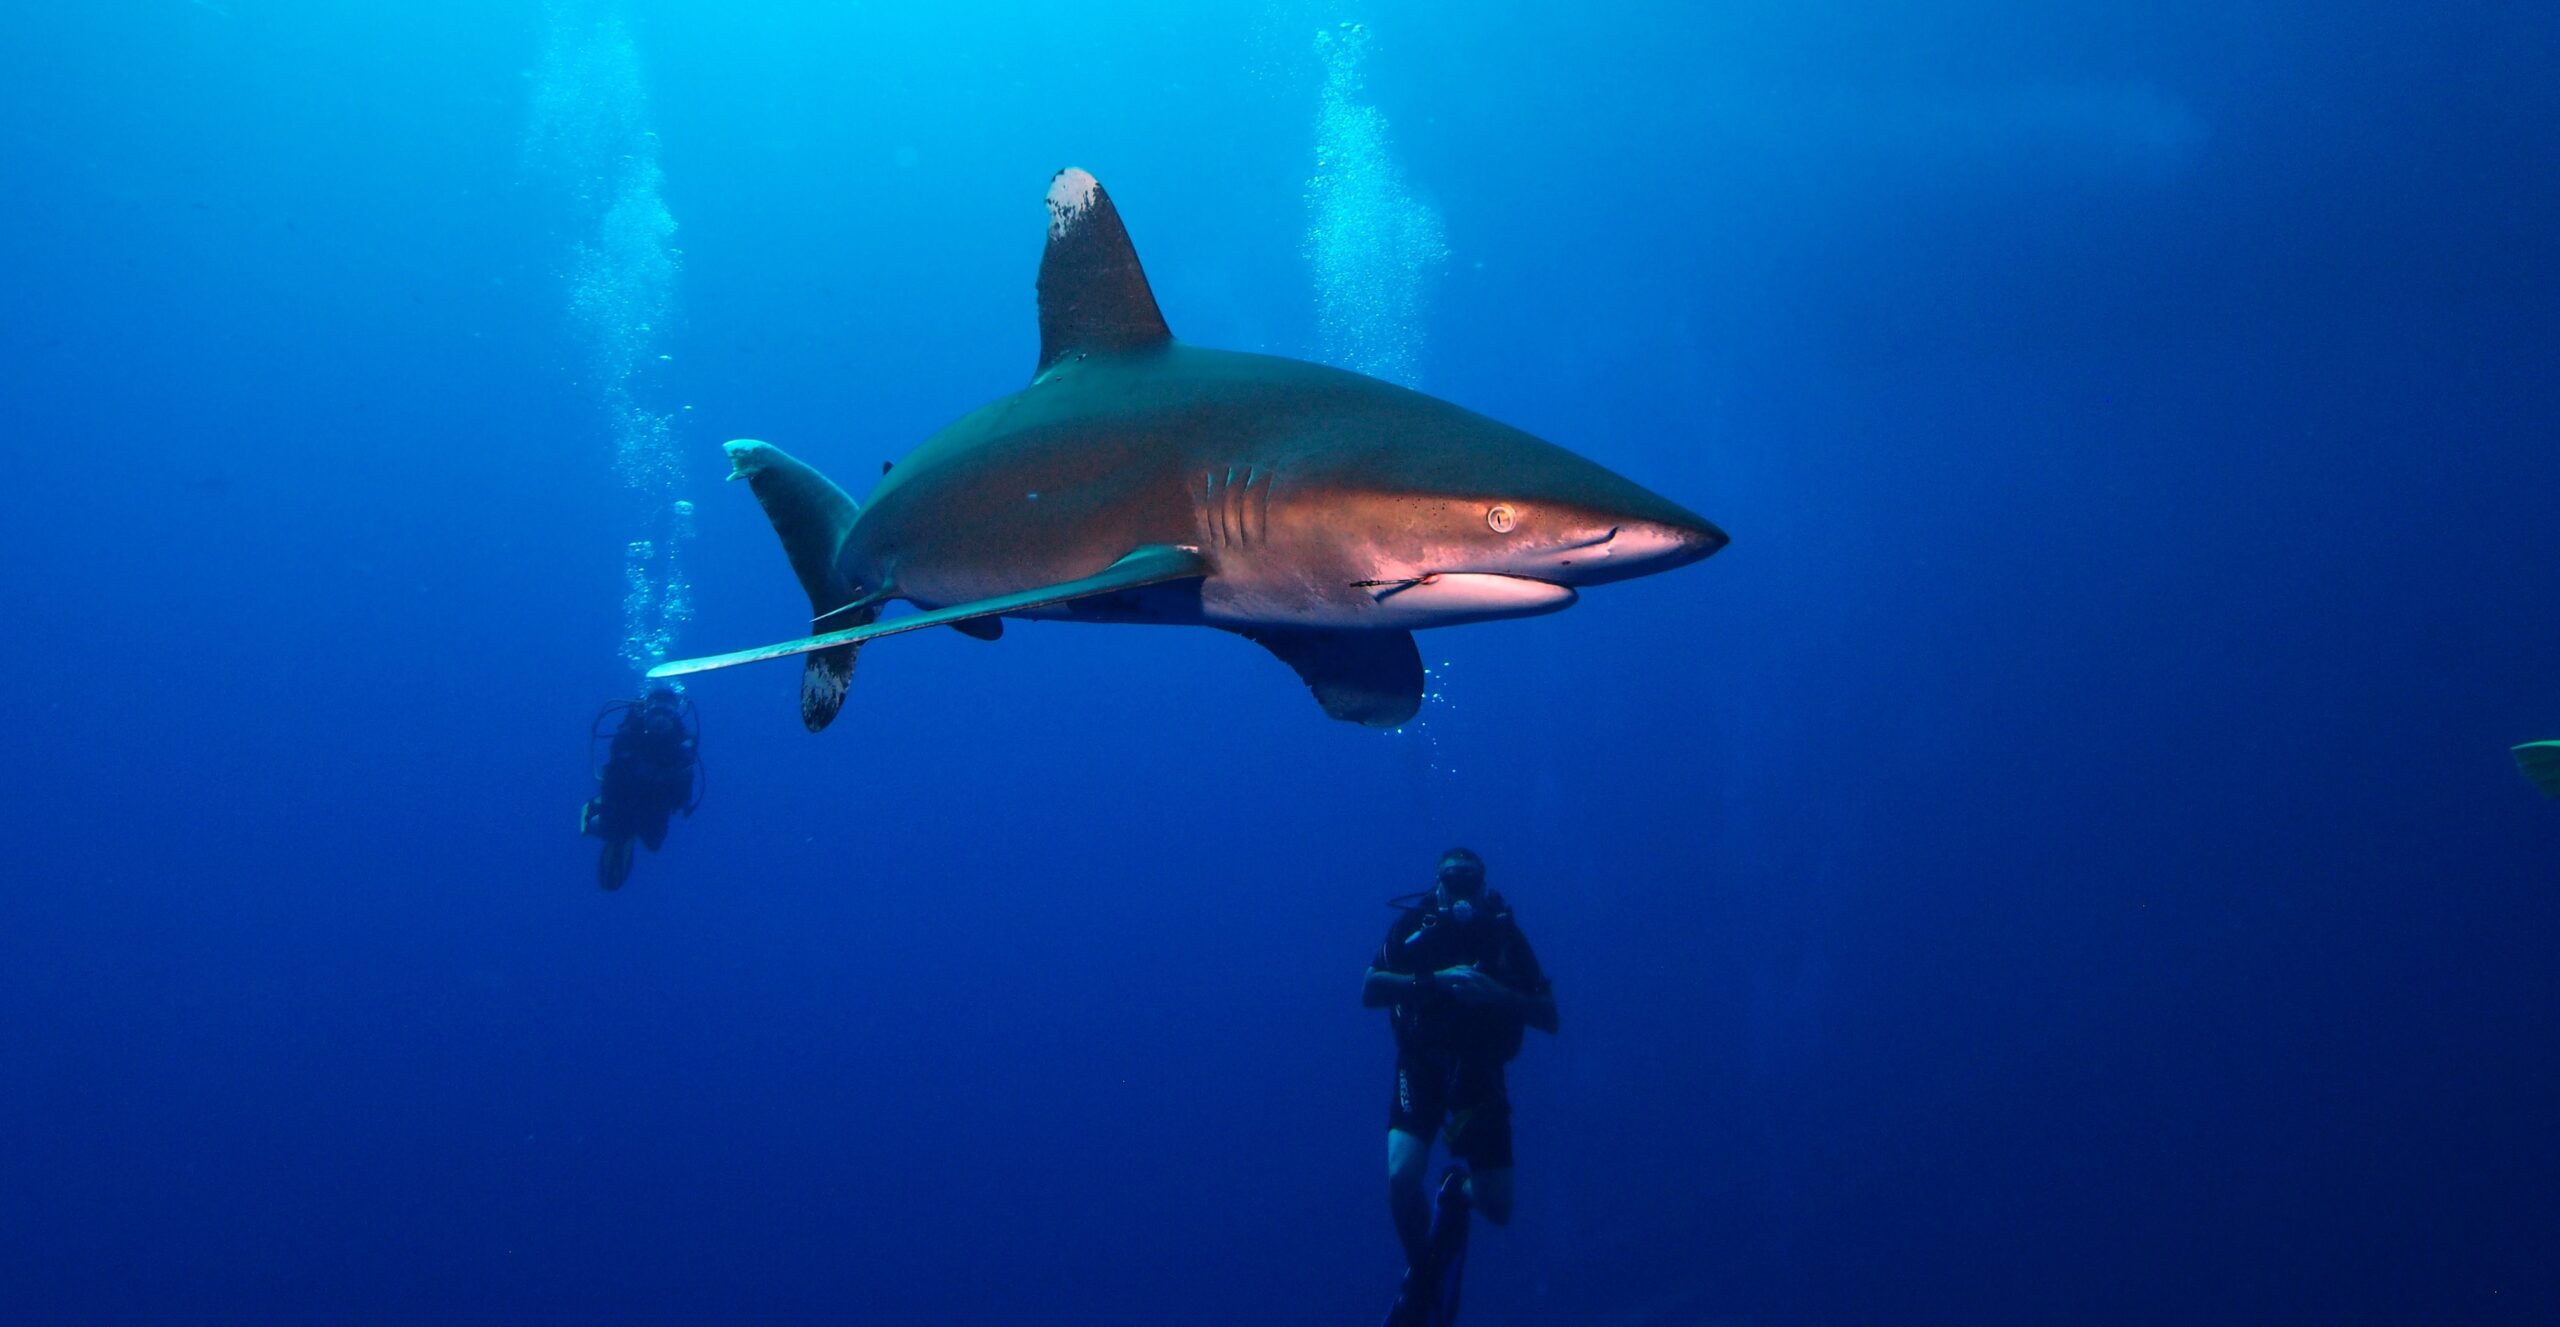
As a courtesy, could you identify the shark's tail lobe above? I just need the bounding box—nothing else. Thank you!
[723,439,873,732]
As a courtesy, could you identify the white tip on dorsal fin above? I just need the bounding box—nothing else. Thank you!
[1035,167,1171,377]
[1046,167,1103,239]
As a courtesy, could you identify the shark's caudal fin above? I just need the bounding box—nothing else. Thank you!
[2517,741,2560,799]
[1036,168,1171,376]
[723,439,873,731]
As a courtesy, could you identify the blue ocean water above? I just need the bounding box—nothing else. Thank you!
[3,1,2556,1322]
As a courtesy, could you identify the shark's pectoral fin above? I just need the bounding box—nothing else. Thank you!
[2517,741,2560,798]
[648,545,1211,684]
[1235,627,1424,728]
[1035,168,1172,377]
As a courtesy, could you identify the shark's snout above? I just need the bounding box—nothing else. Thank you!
[1635,512,1729,567]
[1546,506,1726,586]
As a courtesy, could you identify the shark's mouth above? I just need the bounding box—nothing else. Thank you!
[1351,571,1579,624]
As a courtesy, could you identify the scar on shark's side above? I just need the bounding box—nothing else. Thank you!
[657,167,1728,728]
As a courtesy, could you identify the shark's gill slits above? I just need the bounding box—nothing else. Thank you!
[1198,466,1276,550]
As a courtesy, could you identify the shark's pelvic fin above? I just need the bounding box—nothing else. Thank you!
[648,545,1212,683]
[1036,168,1171,376]
[2517,741,2560,798]
[1236,627,1425,728]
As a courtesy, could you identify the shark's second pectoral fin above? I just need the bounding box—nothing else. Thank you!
[648,545,1211,683]
[2517,741,2560,798]
[1235,627,1424,728]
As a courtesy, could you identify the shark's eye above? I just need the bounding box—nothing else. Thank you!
[1486,503,1517,534]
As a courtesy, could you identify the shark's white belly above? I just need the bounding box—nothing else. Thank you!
[1202,567,1575,630]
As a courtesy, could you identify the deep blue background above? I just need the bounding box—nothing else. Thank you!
[4,2,2556,1323]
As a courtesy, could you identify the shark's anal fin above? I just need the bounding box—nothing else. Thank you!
[1236,627,1424,728]
[949,617,1003,642]
[1036,168,1171,376]
[649,545,1211,683]
[2517,741,2560,799]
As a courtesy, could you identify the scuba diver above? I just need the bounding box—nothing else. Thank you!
[580,687,703,890]
[2516,742,2560,799]
[1362,848,1559,1327]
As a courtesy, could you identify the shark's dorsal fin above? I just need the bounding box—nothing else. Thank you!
[1036,168,1170,376]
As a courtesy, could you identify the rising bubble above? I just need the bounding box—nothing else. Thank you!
[1305,21,1449,388]
[526,4,693,683]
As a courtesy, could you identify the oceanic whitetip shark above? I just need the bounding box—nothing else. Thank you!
[650,168,1728,728]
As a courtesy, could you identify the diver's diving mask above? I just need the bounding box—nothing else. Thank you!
[1436,859,1486,923]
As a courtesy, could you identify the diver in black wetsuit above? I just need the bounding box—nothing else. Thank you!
[1363,848,1559,1326]
[580,687,701,890]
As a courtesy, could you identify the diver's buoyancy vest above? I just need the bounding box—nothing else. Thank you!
[1388,893,1530,1062]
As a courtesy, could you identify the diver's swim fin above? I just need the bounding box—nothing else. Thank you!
[1383,1168,1474,1327]
[2517,741,2560,799]
[598,837,636,891]
[1425,1167,1472,1325]
[647,545,1211,682]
